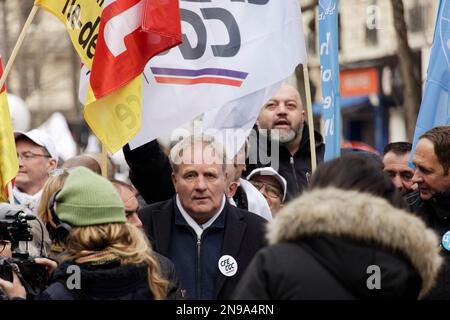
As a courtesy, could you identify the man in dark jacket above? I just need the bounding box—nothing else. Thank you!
[406,126,450,299]
[246,83,324,202]
[139,134,266,300]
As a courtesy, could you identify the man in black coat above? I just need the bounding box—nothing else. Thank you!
[407,126,450,299]
[138,134,266,300]
[246,83,325,202]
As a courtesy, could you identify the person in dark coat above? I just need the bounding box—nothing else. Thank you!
[0,167,170,300]
[233,154,442,300]
[139,134,267,300]
[246,82,325,202]
[406,126,450,299]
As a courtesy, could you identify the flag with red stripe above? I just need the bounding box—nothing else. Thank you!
[90,0,182,99]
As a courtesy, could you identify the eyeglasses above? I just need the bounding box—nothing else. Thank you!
[17,151,51,162]
[250,180,282,199]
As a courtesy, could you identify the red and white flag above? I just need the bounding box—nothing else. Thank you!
[90,0,182,99]
[83,0,182,152]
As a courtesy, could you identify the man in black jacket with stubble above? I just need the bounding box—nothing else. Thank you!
[246,82,324,202]
[407,126,450,299]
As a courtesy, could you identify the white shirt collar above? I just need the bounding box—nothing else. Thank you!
[176,194,226,239]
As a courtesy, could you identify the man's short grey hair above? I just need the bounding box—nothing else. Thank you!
[169,134,228,174]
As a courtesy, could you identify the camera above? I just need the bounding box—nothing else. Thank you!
[0,203,50,295]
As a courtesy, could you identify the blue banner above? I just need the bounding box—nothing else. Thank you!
[411,0,450,159]
[318,0,341,161]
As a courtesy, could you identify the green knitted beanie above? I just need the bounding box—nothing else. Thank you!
[55,167,126,226]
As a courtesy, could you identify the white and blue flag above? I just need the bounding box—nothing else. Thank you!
[319,0,341,161]
[412,0,450,156]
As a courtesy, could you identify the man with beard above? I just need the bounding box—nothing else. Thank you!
[407,126,450,299]
[246,82,324,202]
[382,142,416,196]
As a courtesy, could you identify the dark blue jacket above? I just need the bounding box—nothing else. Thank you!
[169,204,225,299]
[139,197,267,300]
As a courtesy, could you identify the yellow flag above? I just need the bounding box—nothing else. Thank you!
[84,75,142,154]
[35,0,101,68]
[0,57,18,202]
[37,0,138,153]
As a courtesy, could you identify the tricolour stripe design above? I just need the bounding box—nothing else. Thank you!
[151,67,248,87]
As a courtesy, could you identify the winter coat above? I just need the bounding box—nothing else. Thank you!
[154,252,184,299]
[37,261,156,300]
[406,189,450,299]
[139,198,267,299]
[246,123,325,202]
[233,188,442,300]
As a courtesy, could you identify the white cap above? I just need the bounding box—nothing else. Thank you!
[246,167,287,202]
[14,129,59,163]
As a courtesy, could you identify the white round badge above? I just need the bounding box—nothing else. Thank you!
[218,255,238,277]
[442,231,450,251]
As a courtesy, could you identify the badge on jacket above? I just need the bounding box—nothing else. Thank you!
[442,231,450,251]
[218,255,238,277]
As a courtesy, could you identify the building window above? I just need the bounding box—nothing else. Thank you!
[365,25,378,46]
[307,17,317,55]
[407,1,428,33]
[365,0,378,46]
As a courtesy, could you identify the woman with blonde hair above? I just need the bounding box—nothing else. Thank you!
[0,167,168,300]
[36,169,70,226]
[36,169,70,257]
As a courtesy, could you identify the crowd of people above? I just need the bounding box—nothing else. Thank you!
[0,82,449,300]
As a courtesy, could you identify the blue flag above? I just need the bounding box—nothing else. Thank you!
[319,0,341,161]
[411,0,450,158]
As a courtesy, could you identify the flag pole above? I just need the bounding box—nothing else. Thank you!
[7,182,14,205]
[101,144,108,178]
[0,5,38,89]
[303,64,317,173]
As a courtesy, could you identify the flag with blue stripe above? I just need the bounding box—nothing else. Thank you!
[319,0,341,161]
[411,0,450,157]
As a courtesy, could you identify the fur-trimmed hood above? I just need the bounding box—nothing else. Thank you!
[267,188,443,299]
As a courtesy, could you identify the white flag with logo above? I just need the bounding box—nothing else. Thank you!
[114,0,306,150]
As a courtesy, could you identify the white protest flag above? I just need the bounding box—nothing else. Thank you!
[201,80,284,158]
[129,0,307,150]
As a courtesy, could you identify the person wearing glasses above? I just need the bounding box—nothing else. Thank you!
[382,142,416,196]
[246,167,287,215]
[13,129,58,214]
[110,179,143,228]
